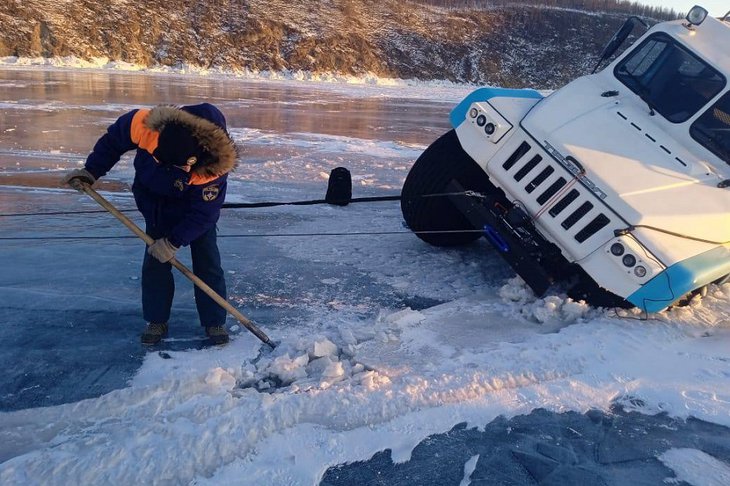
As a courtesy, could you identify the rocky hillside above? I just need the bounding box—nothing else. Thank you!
[0,0,667,88]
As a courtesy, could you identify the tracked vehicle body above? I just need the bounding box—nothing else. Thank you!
[403,10,730,311]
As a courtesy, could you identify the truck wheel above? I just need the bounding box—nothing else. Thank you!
[401,129,494,247]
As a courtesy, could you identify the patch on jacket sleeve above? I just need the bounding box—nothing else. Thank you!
[202,184,220,202]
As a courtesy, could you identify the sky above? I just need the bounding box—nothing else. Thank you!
[640,0,727,16]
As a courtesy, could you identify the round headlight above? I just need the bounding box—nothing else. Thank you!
[634,265,647,277]
[610,243,624,256]
[622,254,637,267]
[469,108,479,118]
[485,123,496,135]
[476,115,487,127]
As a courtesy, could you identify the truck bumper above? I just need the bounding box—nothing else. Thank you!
[446,180,556,296]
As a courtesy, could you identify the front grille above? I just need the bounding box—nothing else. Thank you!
[536,177,567,204]
[502,142,531,170]
[574,214,610,243]
[497,141,614,246]
[548,189,579,217]
[561,202,593,229]
[514,155,542,181]
[525,166,554,194]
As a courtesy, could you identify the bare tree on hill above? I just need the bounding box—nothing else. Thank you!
[415,0,680,20]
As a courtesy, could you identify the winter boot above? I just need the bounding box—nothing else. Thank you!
[141,322,168,345]
[205,325,229,345]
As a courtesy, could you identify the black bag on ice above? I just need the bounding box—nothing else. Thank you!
[325,167,352,206]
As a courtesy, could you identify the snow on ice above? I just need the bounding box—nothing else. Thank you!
[659,448,730,486]
[0,65,729,485]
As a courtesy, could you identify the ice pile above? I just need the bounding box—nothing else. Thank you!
[499,276,597,323]
[237,328,396,393]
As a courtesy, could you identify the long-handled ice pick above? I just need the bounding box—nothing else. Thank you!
[79,183,276,350]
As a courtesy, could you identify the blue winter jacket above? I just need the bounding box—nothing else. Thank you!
[84,103,234,248]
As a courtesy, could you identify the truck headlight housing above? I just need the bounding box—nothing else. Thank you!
[466,102,513,144]
[610,243,625,256]
[604,238,660,281]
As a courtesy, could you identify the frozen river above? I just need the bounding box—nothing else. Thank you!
[0,67,475,410]
[1,67,730,486]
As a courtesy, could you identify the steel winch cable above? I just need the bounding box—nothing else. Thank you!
[0,228,486,242]
[0,188,491,241]
[0,191,486,219]
[532,164,585,222]
[0,194,404,218]
[222,194,402,209]
[0,208,138,217]
[614,224,730,245]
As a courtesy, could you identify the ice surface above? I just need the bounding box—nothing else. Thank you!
[0,66,729,485]
[659,448,730,486]
[323,410,730,485]
[460,454,479,486]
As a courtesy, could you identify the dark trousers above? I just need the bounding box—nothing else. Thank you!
[142,226,227,327]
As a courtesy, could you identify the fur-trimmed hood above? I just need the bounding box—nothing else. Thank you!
[146,105,237,177]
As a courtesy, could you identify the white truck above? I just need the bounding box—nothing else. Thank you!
[401,6,730,312]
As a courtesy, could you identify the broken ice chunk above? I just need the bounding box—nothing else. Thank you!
[311,338,338,358]
[267,353,309,385]
[323,361,345,379]
[205,367,237,390]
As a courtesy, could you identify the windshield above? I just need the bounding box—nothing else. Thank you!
[614,33,725,123]
[691,91,730,165]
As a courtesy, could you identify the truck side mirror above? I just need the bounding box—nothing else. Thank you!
[592,16,648,74]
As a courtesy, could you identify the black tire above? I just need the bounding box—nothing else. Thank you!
[568,272,633,309]
[401,130,495,247]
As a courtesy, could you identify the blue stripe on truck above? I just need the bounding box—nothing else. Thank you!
[627,245,730,312]
[450,87,543,128]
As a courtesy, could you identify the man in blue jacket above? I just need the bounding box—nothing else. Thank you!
[63,104,237,345]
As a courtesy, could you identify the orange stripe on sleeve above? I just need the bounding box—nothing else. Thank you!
[130,109,160,154]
